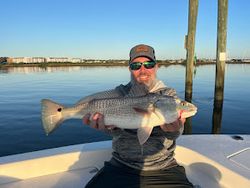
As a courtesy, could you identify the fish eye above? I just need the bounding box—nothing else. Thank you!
[181,101,185,106]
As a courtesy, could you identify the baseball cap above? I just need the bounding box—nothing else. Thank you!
[129,44,156,62]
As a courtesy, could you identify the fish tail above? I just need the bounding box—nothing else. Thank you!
[41,99,65,135]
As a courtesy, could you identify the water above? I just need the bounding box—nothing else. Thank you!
[0,64,249,157]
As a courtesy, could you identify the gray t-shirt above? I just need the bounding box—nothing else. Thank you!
[80,79,183,171]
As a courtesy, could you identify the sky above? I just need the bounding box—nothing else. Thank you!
[0,0,249,60]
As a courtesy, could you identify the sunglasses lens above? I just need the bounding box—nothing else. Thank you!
[130,61,156,70]
[130,62,142,70]
[144,61,156,69]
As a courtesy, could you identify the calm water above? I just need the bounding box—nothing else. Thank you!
[0,64,250,157]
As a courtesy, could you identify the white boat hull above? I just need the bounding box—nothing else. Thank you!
[0,135,249,188]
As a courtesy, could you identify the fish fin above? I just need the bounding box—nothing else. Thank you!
[137,126,153,145]
[41,99,65,135]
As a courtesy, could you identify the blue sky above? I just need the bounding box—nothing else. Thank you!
[0,0,249,59]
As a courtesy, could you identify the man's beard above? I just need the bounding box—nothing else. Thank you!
[130,74,157,91]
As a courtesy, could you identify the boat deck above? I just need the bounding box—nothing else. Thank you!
[0,167,96,188]
[0,135,249,188]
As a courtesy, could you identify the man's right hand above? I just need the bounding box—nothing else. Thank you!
[82,113,115,131]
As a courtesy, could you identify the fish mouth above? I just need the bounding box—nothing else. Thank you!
[181,110,197,119]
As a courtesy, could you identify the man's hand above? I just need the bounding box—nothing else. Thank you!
[160,118,186,132]
[82,112,115,131]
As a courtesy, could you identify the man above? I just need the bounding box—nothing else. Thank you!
[83,44,193,188]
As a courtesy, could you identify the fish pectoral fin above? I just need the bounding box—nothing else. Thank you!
[137,126,153,145]
[154,110,164,120]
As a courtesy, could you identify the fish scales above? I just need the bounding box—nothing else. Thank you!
[85,96,151,112]
[41,93,197,145]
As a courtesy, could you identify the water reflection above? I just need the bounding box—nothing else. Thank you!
[0,66,86,74]
[212,100,223,134]
[184,118,192,134]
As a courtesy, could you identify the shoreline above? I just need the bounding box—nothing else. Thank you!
[1,61,250,69]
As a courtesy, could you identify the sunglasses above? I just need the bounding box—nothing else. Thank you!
[129,61,156,71]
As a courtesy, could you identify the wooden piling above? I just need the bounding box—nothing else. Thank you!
[184,0,199,134]
[185,0,199,103]
[212,0,228,133]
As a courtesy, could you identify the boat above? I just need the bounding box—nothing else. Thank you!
[0,134,249,188]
